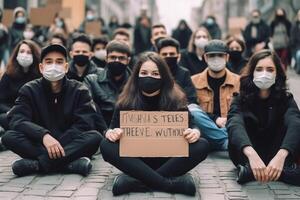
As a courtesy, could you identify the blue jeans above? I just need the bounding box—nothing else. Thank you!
[188,104,228,150]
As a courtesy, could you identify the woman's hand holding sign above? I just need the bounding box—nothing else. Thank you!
[106,128,123,142]
[183,128,201,143]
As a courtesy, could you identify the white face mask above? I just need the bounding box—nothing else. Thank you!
[194,38,208,49]
[23,31,34,40]
[42,64,66,82]
[17,53,33,72]
[253,70,276,89]
[207,56,226,72]
[94,49,106,60]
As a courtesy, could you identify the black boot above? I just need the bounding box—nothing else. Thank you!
[12,159,40,177]
[112,174,151,196]
[280,164,300,186]
[63,157,92,176]
[236,164,255,184]
[164,174,196,196]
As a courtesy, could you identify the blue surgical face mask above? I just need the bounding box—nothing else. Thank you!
[15,16,26,24]
[206,18,214,25]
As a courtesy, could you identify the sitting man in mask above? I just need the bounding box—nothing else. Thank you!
[191,40,240,150]
[67,33,101,82]
[156,37,197,104]
[2,44,106,177]
[84,40,131,126]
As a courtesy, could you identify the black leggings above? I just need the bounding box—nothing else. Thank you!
[2,130,103,172]
[100,138,210,189]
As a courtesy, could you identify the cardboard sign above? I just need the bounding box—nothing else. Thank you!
[30,8,56,26]
[85,21,101,36]
[228,17,247,36]
[120,111,189,157]
[2,9,14,27]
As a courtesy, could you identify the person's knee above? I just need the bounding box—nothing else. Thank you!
[100,139,118,162]
[189,138,210,160]
[1,130,18,148]
[82,130,103,146]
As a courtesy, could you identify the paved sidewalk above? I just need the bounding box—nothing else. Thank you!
[0,151,300,200]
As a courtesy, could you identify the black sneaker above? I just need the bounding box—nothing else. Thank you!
[166,174,196,196]
[12,159,40,177]
[112,174,151,196]
[236,164,254,184]
[64,157,92,176]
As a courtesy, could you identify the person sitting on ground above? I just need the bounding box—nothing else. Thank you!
[157,37,197,104]
[67,33,101,82]
[0,40,41,135]
[84,40,131,126]
[91,36,109,69]
[227,50,300,185]
[179,27,210,75]
[1,44,105,177]
[191,40,240,150]
[100,52,210,196]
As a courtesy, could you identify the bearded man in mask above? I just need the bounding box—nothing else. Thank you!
[84,40,131,126]
[2,44,105,177]
[67,33,101,82]
[191,40,240,150]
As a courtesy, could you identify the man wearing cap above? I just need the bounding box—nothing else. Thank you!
[190,39,240,150]
[1,44,106,177]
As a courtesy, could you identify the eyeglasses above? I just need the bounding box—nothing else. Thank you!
[107,55,128,62]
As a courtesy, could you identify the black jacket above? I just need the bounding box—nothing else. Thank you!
[227,93,300,164]
[243,20,270,56]
[91,57,106,69]
[290,21,300,53]
[227,57,248,75]
[8,22,25,53]
[179,50,207,76]
[67,60,101,82]
[171,64,197,104]
[0,73,39,113]
[84,68,131,126]
[8,78,107,144]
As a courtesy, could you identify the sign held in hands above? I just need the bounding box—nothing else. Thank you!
[120,111,189,157]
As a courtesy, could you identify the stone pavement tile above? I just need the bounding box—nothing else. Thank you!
[83,182,105,188]
[55,184,79,191]
[98,189,127,200]
[227,191,248,198]
[0,191,19,199]
[16,195,45,200]
[48,190,74,197]
[198,183,220,188]
[273,189,293,195]
[27,184,56,191]
[48,198,70,200]
[0,185,25,192]
[200,193,226,200]
[268,184,289,190]
[276,194,300,199]
[127,192,157,200]
[246,189,274,200]
[152,191,173,198]
[9,175,35,185]
[74,186,99,196]
[174,194,199,200]
[33,175,63,185]
[74,196,98,200]
[199,188,224,194]
[22,189,48,196]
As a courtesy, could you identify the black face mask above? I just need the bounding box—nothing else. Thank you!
[229,50,242,61]
[73,55,90,66]
[139,76,162,94]
[107,61,127,76]
[164,57,178,71]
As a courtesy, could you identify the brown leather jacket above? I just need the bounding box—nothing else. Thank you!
[191,68,240,117]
